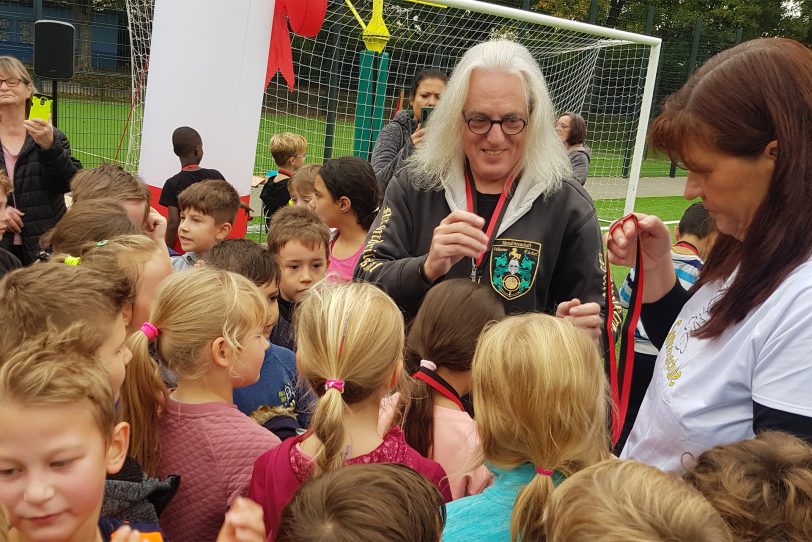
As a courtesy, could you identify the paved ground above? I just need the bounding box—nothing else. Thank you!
[586,176,687,200]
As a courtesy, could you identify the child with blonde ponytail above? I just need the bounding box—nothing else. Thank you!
[250,281,452,537]
[129,267,280,542]
[443,313,611,542]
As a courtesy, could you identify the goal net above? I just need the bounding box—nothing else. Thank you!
[125,0,660,224]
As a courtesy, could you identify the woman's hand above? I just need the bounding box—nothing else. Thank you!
[217,497,267,542]
[556,298,602,342]
[606,213,677,302]
[23,119,55,149]
[410,125,427,149]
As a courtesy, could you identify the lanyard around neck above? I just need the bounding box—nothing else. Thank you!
[412,367,465,412]
[464,162,518,281]
[673,240,699,255]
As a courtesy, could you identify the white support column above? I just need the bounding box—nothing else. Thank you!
[138,0,275,236]
[623,41,661,216]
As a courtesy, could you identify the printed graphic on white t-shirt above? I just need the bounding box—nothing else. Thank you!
[622,257,812,473]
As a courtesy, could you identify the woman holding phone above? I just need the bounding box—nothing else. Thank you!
[0,56,81,265]
[371,68,447,192]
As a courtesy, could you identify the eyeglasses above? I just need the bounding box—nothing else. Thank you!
[463,114,528,135]
[0,78,22,88]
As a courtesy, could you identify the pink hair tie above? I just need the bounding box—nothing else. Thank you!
[419,359,437,371]
[140,322,159,341]
[535,466,554,477]
[324,379,345,393]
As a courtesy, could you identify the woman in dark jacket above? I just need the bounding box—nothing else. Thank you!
[0,56,81,265]
[371,68,446,191]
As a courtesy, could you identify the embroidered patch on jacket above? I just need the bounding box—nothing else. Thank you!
[490,239,541,300]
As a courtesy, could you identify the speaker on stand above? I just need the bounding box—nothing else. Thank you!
[33,20,75,127]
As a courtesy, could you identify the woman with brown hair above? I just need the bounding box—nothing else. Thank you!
[0,56,81,264]
[555,111,590,185]
[608,38,812,472]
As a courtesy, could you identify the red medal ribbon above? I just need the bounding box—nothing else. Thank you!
[464,163,518,278]
[412,369,465,412]
[606,214,645,446]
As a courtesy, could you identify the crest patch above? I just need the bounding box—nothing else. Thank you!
[490,239,541,300]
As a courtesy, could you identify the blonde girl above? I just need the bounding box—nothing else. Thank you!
[71,234,174,478]
[443,313,611,542]
[383,279,505,499]
[129,267,280,542]
[250,281,452,537]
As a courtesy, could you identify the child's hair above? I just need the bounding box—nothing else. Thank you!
[678,202,716,239]
[409,68,448,99]
[266,206,330,259]
[393,279,504,456]
[172,126,202,158]
[295,281,405,474]
[269,132,307,168]
[473,313,610,542]
[683,431,812,541]
[543,459,732,541]
[76,234,163,295]
[177,178,240,225]
[288,163,321,194]
[319,157,380,230]
[0,169,11,196]
[207,238,279,287]
[0,262,132,364]
[0,331,116,441]
[277,463,446,542]
[70,164,151,221]
[40,198,141,253]
[128,268,269,472]
[67,234,166,474]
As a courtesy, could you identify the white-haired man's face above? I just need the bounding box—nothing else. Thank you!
[461,70,528,189]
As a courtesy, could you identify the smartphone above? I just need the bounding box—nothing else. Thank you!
[28,94,52,122]
[421,106,435,124]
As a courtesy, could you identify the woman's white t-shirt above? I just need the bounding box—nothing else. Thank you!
[622,256,812,473]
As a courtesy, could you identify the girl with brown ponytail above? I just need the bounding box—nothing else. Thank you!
[382,279,504,499]
[249,281,452,538]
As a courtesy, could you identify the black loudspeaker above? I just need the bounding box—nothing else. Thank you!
[34,20,75,80]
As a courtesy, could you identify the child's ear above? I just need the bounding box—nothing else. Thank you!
[122,305,133,328]
[106,422,130,475]
[338,196,352,213]
[216,221,232,241]
[210,336,232,369]
[388,359,403,391]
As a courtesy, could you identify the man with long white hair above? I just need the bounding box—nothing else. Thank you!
[354,40,604,335]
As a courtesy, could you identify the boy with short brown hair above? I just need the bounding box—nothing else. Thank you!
[173,179,240,270]
[266,206,330,351]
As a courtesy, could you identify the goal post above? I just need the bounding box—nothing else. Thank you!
[125,0,661,224]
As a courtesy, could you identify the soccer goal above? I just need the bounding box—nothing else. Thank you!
[126,0,660,224]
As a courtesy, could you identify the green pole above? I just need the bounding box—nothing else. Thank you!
[353,51,375,158]
[369,52,390,161]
